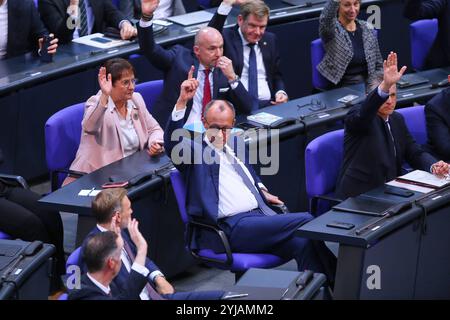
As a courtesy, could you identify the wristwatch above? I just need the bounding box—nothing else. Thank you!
[141,13,154,22]
[228,74,240,87]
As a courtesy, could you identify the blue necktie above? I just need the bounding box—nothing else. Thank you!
[247,43,259,110]
[78,0,88,37]
[227,150,276,216]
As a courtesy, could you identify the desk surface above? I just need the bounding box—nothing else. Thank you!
[296,185,450,247]
[39,151,172,215]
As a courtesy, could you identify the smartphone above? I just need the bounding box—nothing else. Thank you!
[102,181,129,189]
[91,37,113,44]
[40,35,53,63]
[384,185,414,198]
[326,221,355,230]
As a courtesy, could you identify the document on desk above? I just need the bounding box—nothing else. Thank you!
[386,180,434,194]
[394,170,450,189]
[247,112,282,126]
[72,33,130,49]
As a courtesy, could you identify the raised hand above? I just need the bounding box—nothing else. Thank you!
[381,52,407,91]
[141,0,160,16]
[222,0,246,6]
[98,66,113,100]
[176,66,199,109]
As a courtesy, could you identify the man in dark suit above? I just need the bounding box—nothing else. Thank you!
[425,82,450,161]
[404,0,450,69]
[69,225,149,300]
[164,74,337,282]
[78,188,225,300]
[38,0,137,44]
[138,0,254,126]
[208,0,288,109]
[0,0,58,59]
[336,52,450,199]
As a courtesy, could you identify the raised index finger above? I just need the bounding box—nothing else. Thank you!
[188,65,195,80]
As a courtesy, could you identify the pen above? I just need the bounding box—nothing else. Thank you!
[88,187,95,196]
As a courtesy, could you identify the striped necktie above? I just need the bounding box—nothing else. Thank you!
[78,0,88,37]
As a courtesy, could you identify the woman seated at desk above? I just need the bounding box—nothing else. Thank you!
[317,0,383,88]
[63,58,164,186]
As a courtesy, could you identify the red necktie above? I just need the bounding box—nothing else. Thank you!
[122,240,165,300]
[202,69,212,116]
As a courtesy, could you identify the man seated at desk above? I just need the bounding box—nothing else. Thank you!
[335,52,450,199]
[164,74,337,282]
[0,0,58,60]
[425,79,450,162]
[38,0,137,44]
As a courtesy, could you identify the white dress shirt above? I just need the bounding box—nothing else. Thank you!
[0,0,8,59]
[154,0,173,20]
[86,273,111,295]
[185,64,214,126]
[113,100,139,157]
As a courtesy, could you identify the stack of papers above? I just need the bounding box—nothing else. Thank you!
[387,170,450,193]
[72,33,130,49]
[247,112,282,126]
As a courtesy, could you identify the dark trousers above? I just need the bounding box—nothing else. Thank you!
[220,210,336,282]
[0,188,66,281]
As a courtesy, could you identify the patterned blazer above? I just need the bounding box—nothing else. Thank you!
[317,0,383,85]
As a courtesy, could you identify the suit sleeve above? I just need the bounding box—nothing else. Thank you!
[164,116,193,172]
[116,269,149,300]
[344,87,388,134]
[319,0,340,43]
[138,24,177,71]
[225,82,255,115]
[38,0,74,44]
[29,0,48,40]
[404,0,446,20]
[208,8,227,33]
[81,93,108,134]
[425,101,450,160]
[270,33,286,94]
[103,0,127,29]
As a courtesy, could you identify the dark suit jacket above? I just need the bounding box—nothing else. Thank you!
[404,0,450,68]
[335,88,437,199]
[5,0,48,59]
[137,24,254,126]
[68,271,147,300]
[208,11,285,103]
[78,226,224,300]
[425,88,450,161]
[38,0,126,44]
[165,117,267,252]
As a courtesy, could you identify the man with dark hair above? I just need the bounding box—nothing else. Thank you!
[69,221,149,300]
[404,0,450,68]
[164,75,337,283]
[137,0,254,126]
[79,188,225,300]
[336,52,450,199]
[208,0,288,109]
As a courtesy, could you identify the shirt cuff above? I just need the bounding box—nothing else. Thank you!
[377,86,389,98]
[275,90,288,98]
[139,19,153,28]
[131,262,150,277]
[218,2,233,15]
[149,270,165,282]
[119,20,131,29]
[258,182,267,191]
[172,105,186,121]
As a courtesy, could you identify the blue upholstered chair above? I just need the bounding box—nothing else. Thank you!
[45,103,85,191]
[170,169,286,279]
[396,105,427,145]
[409,19,438,71]
[66,247,82,271]
[134,79,164,113]
[305,129,344,216]
[310,38,332,91]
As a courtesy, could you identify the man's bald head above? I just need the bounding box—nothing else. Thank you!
[193,27,224,69]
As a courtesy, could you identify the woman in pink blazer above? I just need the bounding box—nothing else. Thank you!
[63,58,164,185]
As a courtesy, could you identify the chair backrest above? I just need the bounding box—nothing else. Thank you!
[134,79,164,114]
[410,19,438,71]
[66,247,82,271]
[170,169,189,224]
[0,231,11,239]
[305,129,344,199]
[45,103,84,188]
[396,105,427,145]
[310,38,332,91]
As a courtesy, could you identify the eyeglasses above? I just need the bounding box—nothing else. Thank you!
[204,120,233,134]
[119,78,138,87]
